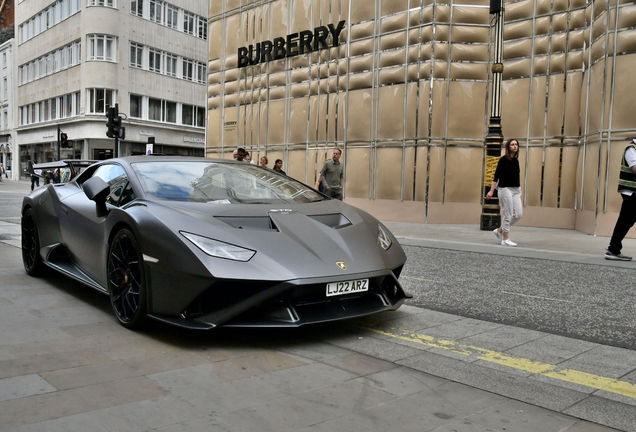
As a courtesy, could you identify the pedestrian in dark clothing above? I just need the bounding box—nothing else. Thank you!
[605,138,636,261]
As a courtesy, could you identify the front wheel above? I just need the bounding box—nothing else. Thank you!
[21,208,46,276]
[107,228,147,329]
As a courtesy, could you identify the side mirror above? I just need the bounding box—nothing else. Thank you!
[83,176,110,217]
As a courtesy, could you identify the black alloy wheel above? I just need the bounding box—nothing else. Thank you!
[21,208,46,276]
[107,228,147,329]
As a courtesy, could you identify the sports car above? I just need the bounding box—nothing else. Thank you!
[21,156,408,330]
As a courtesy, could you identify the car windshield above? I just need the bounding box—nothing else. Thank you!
[131,161,325,204]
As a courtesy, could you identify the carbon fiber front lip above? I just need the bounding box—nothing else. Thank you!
[147,270,406,330]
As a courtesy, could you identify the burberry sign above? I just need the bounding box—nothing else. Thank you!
[238,20,346,68]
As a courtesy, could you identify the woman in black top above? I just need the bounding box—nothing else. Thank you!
[486,138,522,246]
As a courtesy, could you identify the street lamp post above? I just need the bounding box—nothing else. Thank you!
[480,0,505,231]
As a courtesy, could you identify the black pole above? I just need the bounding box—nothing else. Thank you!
[57,124,61,161]
[480,0,504,231]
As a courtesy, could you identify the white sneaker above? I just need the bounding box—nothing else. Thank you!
[493,229,502,242]
[501,239,517,247]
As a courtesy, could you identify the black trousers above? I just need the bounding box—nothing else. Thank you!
[608,193,636,254]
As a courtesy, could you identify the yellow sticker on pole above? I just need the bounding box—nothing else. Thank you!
[484,155,499,186]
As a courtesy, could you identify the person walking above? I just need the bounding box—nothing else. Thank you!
[259,156,268,168]
[486,138,522,246]
[315,148,344,200]
[605,138,636,261]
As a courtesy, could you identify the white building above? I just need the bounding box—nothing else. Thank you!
[0,38,15,180]
[15,0,208,178]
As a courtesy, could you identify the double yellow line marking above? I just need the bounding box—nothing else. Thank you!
[363,326,636,399]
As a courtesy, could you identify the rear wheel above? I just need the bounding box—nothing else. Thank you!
[107,229,147,329]
[21,208,46,276]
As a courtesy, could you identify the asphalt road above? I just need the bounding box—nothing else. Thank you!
[399,245,636,350]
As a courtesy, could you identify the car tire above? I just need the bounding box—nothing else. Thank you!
[107,228,147,329]
[21,208,47,276]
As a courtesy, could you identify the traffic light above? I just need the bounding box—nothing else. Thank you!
[112,113,122,138]
[106,104,124,139]
[60,132,69,148]
[106,106,116,138]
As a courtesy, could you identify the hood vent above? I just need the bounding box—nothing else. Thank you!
[216,216,279,231]
[308,213,352,229]
[216,213,351,231]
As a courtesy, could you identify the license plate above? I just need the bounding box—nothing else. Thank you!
[326,278,369,297]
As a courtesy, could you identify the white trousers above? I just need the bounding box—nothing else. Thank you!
[498,187,522,233]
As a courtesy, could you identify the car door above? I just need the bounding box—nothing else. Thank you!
[59,163,134,286]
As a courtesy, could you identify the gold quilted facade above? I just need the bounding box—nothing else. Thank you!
[207,0,636,236]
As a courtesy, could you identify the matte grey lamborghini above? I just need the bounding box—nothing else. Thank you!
[21,156,408,330]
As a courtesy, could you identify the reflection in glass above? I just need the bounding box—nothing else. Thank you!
[132,161,325,204]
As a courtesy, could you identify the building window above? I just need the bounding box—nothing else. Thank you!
[196,62,206,84]
[149,0,163,24]
[197,16,207,40]
[130,94,142,118]
[128,0,206,41]
[89,0,115,6]
[164,100,176,123]
[131,0,143,16]
[182,58,193,81]
[165,53,177,77]
[18,44,78,81]
[148,48,161,72]
[88,35,116,61]
[18,0,82,44]
[18,92,79,126]
[183,12,194,35]
[148,97,161,121]
[165,4,178,29]
[130,43,143,68]
[87,88,115,114]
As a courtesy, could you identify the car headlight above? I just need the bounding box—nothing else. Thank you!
[377,224,392,250]
[180,232,255,261]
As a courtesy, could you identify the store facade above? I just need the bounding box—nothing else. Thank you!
[207,0,636,236]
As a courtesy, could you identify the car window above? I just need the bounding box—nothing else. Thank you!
[131,161,325,204]
[92,164,135,207]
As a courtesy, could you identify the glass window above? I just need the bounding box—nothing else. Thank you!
[148,97,161,121]
[196,107,205,128]
[88,35,116,61]
[182,58,193,81]
[149,0,162,23]
[148,48,161,72]
[92,164,135,207]
[183,12,194,35]
[196,62,206,84]
[130,94,142,118]
[164,100,176,123]
[88,88,114,114]
[131,0,143,16]
[197,16,207,40]
[165,53,177,76]
[165,4,178,29]
[182,104,193,126]
[131,161,324,203]
[130,43,143,68]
